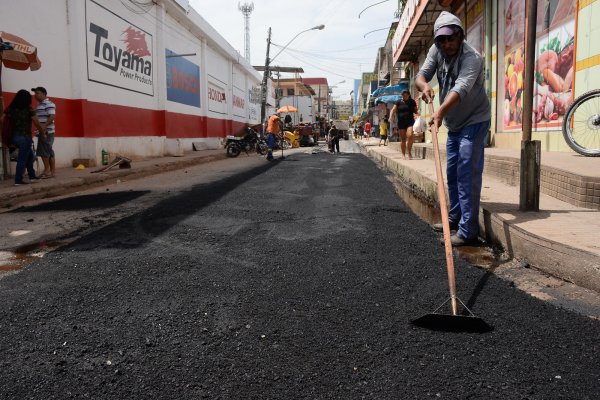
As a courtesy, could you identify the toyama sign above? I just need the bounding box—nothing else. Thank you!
[85,0,154,96]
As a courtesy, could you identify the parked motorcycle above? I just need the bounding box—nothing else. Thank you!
[225,127,268,157]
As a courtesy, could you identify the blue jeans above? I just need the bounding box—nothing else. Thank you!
[266,133,275,160]
[12,135,37,183]
[446,120,490,240]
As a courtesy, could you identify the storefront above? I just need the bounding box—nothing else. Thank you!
[1,0,261,169]
[389,0,599,153]
[494,0,582,151]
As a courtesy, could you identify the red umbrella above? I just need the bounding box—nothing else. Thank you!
[0,31,42,178]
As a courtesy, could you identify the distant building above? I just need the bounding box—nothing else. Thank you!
[272,77,315,124]
[302,78,330,121]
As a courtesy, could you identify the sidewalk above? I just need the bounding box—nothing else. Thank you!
[358,138,600,293]
[0,150,227,209]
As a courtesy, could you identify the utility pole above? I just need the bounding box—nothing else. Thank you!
[260,24,324,129]
[318,85,321,119]
[519,0,540,211]
[260,27,272,128]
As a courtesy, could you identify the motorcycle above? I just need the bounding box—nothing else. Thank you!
[225,127,268,157]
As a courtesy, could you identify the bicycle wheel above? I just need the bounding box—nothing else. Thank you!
[562,89,600,156]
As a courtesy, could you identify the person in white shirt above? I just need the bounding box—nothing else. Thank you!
[32,87,56,178]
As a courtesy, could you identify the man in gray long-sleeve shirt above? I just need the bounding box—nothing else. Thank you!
[416,11,491,246]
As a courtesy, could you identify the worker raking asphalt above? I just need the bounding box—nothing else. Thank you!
[0,150,598,399]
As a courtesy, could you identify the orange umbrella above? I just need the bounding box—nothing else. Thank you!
[0,31,41,71]
[277,105,298,113]
[1,32,42,178]
[0,31,42,109]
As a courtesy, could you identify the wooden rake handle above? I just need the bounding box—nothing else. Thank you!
[428,102,458,315]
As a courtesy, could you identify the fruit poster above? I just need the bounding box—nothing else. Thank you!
[502,0,526,130]
[531,0,576,130]
[502,0,576,131]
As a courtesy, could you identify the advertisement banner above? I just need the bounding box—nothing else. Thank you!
[165,49,200,108]
[362,72,377,85]
[466,0,484,55]
[502,0,526,131]
[501,0,576,131]
[208,77,227,115]
[248,85,261,123]
[85,0,154,96]
[531,0,576,130]
[232,86,246,118]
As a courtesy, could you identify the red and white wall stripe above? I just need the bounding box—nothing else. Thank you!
[1,0,261,166]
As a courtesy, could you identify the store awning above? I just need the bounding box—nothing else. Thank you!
[393,1,446,64]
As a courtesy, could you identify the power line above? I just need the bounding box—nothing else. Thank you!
[280,52,358,80]
[271,44,375,75]
[273,39,384,54]
[273,45,375,63]
[120,0,155,14]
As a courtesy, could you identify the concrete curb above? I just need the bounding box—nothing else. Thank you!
[482,208,600,292]
[0,152,228,209]
[361,143,600,294]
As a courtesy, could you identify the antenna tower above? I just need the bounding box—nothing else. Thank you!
[238,2,254,61]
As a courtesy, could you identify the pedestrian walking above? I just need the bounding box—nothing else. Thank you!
[416,11,491,246]
[389,90,417,159]
[32,87,56,179]
[378,115,389,146]
[364,121,372,141]
[284,114,293,130]
[266,113,282,161]
[1,89,44,186]
[328,124,340,153]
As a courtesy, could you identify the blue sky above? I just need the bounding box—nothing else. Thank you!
[189,0,397,100]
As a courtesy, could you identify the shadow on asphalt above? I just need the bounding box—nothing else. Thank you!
[10,191,151,212]
[62,161,279,250]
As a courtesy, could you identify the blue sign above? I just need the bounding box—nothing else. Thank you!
[165,48,201,108]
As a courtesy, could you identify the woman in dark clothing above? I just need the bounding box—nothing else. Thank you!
[1,89,44,185]
[389,90,418,159]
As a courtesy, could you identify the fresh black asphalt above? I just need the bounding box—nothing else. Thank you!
[0,151,598,399]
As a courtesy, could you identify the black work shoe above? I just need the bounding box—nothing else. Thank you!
[432,221,458,232]
[440,234,480,247]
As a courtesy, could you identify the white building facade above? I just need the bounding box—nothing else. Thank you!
[1,0,261,167]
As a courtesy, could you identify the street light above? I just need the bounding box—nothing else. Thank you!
[270,24,325,63]
[260,25,325,125]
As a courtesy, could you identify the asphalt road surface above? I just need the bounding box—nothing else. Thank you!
[0,143,598,399]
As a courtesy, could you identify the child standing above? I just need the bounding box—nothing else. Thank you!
[379,116,389,146]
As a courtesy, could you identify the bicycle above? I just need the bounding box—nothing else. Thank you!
[562,89,600,156]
